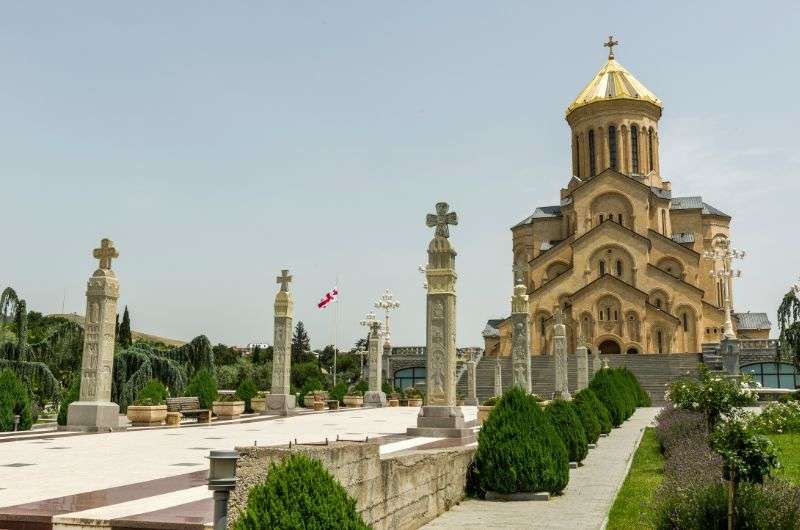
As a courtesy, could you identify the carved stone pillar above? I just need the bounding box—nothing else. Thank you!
[511,284,532,393]
[576,339,589,391]
[364,321,387,407]
[67,239,122,432]
[493,356,503,397]
[553,309,571,400]
[267,270,296,415]
[464,351,478,406]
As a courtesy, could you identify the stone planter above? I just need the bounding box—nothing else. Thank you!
[313,401,325,411]
[406,398,423,407]
[388,399,399,407]
[399,399,409,406]
[342,395,363,407]
[251,397,267,413]
[303,394,317,408]
[165,411,181,426]
[327,400,339,410]
[212,400,245,419]
[457,399,465,406]
[477,405,494,425]
[126,405,167,426]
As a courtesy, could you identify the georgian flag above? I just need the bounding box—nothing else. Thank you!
[317,287,339,309]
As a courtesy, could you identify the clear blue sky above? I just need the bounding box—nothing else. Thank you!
[3,2,799,348]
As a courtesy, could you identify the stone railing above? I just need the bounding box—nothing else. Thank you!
[740,339,779,350]
[391,346,426,356]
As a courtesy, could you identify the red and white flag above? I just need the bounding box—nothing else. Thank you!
[317,287,339,309]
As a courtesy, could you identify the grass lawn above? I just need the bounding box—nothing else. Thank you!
[606,427,664,530]
[770,433,800,484]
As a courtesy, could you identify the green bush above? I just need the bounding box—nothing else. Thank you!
[0,369,33,431]
[575,388,612,434]
[237,378,258,413]
[232,453,369,530]
[184,369,218,409]
[545,399,589,463]
[571,393,601,444]
[590,369,628,427]
[329,382,348,405]
[610,369,636,419]
[617,367,651,407]
[134,379,168,405]
[57,379,80,426]
[352,380,368,394]
[474,386,568,495]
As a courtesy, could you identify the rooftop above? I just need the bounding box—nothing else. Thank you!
[567,58,661,114]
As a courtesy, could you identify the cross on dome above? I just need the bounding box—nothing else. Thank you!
[425,202,458,238]
[276,269,292,292]
[604,35,619,59]
[93,238,118,270]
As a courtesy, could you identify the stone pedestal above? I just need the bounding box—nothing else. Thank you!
[553,309,571,400]
[721,337,741,376]
[364,391,387,408]
[408,202,469,438]
[67,239,122,432]
[268,270,296,416]
[576,341,589,391]
[464,354,478,406]
[510,284,532,393]
[493,357,503,397]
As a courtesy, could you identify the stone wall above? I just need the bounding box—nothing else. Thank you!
[227,440,475,530]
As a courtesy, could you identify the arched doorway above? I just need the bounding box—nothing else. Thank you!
[626,347,639,355]
[599,340,621,355]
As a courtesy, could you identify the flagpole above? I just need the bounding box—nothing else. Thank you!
[333,274,340,387]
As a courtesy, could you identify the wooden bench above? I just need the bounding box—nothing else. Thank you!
[166,397,211,423]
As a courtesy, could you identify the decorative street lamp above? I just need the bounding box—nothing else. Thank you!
[355,344,367,379]
[374,289,400,339]
[703,239,745,340]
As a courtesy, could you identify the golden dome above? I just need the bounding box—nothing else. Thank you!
[566,58,661,115]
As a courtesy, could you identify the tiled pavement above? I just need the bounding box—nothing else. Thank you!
[0,406,478,530]
[421,407,661,530]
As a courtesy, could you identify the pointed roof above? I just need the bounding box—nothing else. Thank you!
[567,58,661,114]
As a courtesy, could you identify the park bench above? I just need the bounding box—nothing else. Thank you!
[166,397,211,423]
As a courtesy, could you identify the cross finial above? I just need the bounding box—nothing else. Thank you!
[276,269,292,292]
[425,202,458,238]
[93,238,118,270]
[604,35,619,60]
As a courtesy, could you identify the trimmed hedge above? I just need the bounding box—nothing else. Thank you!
[574,388,612,434]
[0,369,33,431]
[617,367,651,407]
[474,386,569,495]
[572,393,602,444]
[236,378,258,412]
[545,399,588,463]
[589,368,629,427]
[233,453,369,529]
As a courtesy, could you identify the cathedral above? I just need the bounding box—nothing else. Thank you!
[483,40,771,358]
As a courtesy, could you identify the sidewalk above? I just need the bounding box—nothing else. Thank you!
[422,407,661,530]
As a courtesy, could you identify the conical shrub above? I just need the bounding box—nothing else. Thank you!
[574,388,612,434]
[233,453,369,530]
[474,386,569,495]
[572,392,601,444]
[609,369,636,419]
[545,399,588,463]
[590,368,627,427]
[617,367,651,407]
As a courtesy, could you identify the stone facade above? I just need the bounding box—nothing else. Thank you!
[227,441,475,530]
[484,48,770,359]
[67,239,121,432]
[267,269,296,414]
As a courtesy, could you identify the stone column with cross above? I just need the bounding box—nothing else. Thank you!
[464,350,478,406]
[510,283,532,393]
[67,238,122,432]
[266,269,296,415]
[576,336,589,391]
[362,314,387,407]
[553,309,571,400]
[493,355,503,397]
[408,202,471,437]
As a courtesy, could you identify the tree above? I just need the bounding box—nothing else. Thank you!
[213,343,240,366]
[291,321,311,363]
[778,289,800,367]
[319,345,337,369]
[251,346,263,364]
[118,306,132,348]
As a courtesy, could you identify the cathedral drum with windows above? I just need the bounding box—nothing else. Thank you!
[485,42,770,358]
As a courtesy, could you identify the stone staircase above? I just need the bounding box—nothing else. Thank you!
[458,353,703,406]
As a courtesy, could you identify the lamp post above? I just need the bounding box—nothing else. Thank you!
[703,239,745,340]
[374,289,400,382]
[418,265,428,289]
[355,344,367,380]
[207,450,239,530]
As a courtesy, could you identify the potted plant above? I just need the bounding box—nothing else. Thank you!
[312,399,326,411]
[126,379,169,427]
[405,387,423,407]
[343,390,364,407]
[478,396,499,425]
[212,393,246,419]
[251,391,269,413]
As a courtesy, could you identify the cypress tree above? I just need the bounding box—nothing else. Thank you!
[545,399,589,463]
[119,306,132,348]
[291,321,311,363]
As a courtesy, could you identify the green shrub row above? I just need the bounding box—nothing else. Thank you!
[0,369,33,431]
[589,367,647,427]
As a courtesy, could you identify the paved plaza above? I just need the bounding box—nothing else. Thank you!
[0,407,477,529]
[423,407,661,530]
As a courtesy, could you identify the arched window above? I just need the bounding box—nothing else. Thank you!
[661,210,667,235]
[598,309,604,321]
[617,213,623,224]
[599,261,606,275]
[599,214,604,224]
[606,307,611,321]
[648,129,654,171]
[613,310,618,320]
[655,298,662,309]
[682,313,689,332]
[615,260,623,276]
[631,125,639,173]
[608,126,618,170]
[540,317,546,335]
[742,363,799,389]
[657,330,663,353]
[588,130,596,177]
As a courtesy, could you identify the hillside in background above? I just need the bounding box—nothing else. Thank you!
[49,313,187,347]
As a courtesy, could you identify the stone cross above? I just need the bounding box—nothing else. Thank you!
[576,336,589,391]
[267,269,296,414]
[553,309,571,400]
[464,351,478,406]
[362,316,386,407]
[276,269,292,292]
[604,35,619,59]
[93,239,118,270]
[67,238,121,431]
[493,356,503,397]
[510,284,532,393]
[426,202,458,239]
